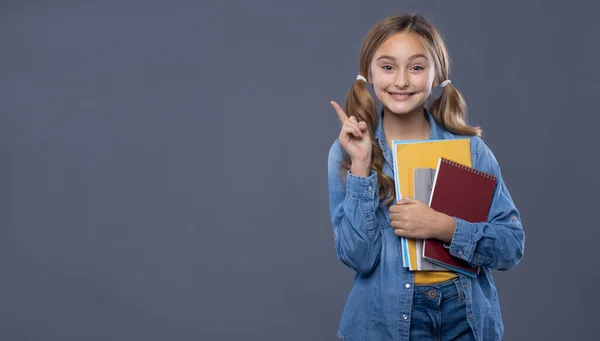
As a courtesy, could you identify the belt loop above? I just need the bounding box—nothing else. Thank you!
[453,278,465,302]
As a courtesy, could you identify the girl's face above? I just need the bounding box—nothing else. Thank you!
[369,31,436,117]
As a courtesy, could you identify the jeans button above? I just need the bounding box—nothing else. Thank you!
[426,289,437,298]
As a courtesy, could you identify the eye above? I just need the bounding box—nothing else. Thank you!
[382,65,394,71]
[411,66,425,71]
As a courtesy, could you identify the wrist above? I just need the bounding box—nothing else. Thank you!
[434,212,456,243]
[350,160,371,177]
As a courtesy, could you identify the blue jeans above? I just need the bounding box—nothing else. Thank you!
[410,278,476,341]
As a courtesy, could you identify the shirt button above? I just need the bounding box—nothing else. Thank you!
[402,314,408,320]
[458,250,463,256]
[368,186,372,191]
[405,283,411,288]
[467,313,473,319]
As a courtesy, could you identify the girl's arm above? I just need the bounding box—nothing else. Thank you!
[327,140,382,274]
[447,137,525,271]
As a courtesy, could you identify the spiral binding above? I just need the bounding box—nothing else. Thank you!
[440,158,496,181]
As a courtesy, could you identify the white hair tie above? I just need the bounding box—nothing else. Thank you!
[440,79,451,88]
[356,75,367,83]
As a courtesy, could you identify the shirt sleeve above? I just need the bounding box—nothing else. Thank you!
[447,137,525,271]
[327,140,383,274]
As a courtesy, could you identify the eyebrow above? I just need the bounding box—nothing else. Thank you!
[376,53,428,62]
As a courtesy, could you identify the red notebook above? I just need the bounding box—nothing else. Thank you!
[422,157,497,277]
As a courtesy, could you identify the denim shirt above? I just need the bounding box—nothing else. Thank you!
[327,110,525,341]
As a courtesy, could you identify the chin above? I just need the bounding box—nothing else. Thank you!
[383,103,420,116]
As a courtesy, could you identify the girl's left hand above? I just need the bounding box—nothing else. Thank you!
[389,196,455,242]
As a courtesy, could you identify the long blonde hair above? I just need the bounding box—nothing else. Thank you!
[342,13,482,205]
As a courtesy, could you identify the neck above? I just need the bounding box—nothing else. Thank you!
[382,107,431,141]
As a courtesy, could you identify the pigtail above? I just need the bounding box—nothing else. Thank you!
[341,79,396,205]
[429,83,482,137]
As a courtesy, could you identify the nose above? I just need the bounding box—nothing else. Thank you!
[394,69,409,89]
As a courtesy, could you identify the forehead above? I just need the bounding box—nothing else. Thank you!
[373,31,429,61]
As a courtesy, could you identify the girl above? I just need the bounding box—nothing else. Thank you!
[327,14,524,341]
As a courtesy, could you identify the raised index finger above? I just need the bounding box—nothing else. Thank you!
[330,101,348,124]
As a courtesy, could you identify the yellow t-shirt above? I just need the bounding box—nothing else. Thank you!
[414,269,457,284]
[387,141,457,284]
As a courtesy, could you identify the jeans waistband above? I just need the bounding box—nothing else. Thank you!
[413,278,463,304]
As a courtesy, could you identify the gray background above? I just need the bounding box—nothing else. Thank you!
[0,0,598,340]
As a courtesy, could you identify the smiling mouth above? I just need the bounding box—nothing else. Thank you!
[388,92,415,100]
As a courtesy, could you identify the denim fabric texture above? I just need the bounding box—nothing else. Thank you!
[410,279,475,341]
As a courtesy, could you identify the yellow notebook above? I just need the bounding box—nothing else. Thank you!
[392,138,472,271]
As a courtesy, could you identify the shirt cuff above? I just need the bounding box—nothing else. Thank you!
[449,217,480,262]
[345,170,377,200]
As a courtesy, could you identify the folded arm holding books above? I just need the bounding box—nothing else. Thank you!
[447,139,525,271]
